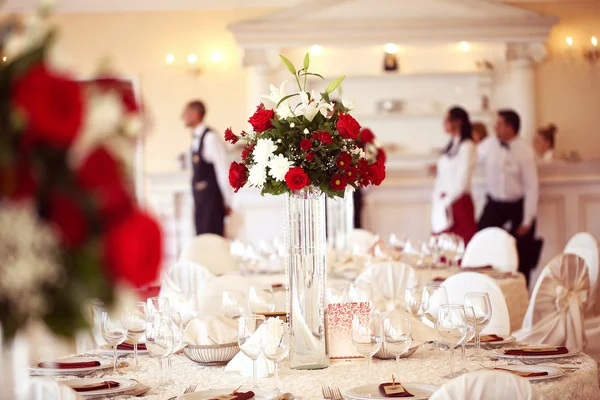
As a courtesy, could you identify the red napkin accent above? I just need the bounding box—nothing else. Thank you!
[378,383,414,398]
[431,277,446,283]
[493,368,549,378]
[504,347,569,356]
[209,391,255,400]
[37,360,101,369]
[271,283,284,289]
[72,380,121,392]
[117,342,147,351]
[461,265,494,271]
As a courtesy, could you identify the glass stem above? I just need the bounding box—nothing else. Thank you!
[450,347,455,375]
[134,343,138,366]
[275,361,280,393]
[253,359,258,388]
[476,332,481,358]
[158,358,164,385]
[395,355,401,379]
[461,344,465,362]
[113,345,118,372]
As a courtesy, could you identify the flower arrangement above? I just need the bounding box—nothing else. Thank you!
[0,5,162,340]
[227,54,385,199]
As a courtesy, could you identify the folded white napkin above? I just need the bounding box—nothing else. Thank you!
[225,324,274,378]
[184,316,237,346]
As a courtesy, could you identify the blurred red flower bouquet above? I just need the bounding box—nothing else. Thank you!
[0,6,162,340]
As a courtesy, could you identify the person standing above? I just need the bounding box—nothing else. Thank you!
[431,106,477,245]
[477,109,540,280]
[181,100,232,236]
[533,123,557,163]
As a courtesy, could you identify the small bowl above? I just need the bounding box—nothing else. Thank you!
[374,344,419,360]
[183,342,240,366]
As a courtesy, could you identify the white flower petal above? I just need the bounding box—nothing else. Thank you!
[248,164,267,188]
[267,154,293,182]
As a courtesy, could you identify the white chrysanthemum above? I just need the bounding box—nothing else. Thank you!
[0,201,62,317]
[267,154,293,182]
[248,164,267,188]
[252,139,278,166]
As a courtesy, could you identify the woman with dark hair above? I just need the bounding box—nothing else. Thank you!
[533,123,557,163]
[431,106,477,244]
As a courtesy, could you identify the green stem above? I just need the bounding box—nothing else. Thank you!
[303,69,307,92]
[295,71,302,91]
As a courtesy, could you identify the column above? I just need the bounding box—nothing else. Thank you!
[243,49,272,124]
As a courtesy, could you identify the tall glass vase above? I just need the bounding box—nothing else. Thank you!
[285,186,329,370]
[0,330,30,400]
[326,188,355,256]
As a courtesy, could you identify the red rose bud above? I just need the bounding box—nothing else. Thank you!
[224,127,239,144]
[330,174,348,191]
[336,113,361,140]
[241,144,255,162]
[336,152,352,171]
[369,159,386,186]
[299,138,312,151]
[315,131,333,145]
[12,63,84,148]
[359,128,375,143]
[248,103,274,133]
[306,152,315,162]
[229,162,248,193]
[48,192,88,248]
[285,167,310,191]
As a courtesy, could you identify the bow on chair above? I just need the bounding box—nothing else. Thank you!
[551,274,588,313]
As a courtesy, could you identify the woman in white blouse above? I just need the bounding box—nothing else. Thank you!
[431,106,477,244]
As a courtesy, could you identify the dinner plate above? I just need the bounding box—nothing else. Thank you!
[98,344,149,355]
[465,335,516,347]
[178,389,275,399]
[488,365,566,381]
[491,346,581,360]
[29,357,112,376]
[61,378,138,397]
[346,383,440,400]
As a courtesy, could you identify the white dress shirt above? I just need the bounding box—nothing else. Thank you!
[192,124,233,208]
[478,136,539,226]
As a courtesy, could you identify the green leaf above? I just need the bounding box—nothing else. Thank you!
[321,92,331,104]
[303,53,310,71]
[298,72,325,80]
[279,55,297,76]
[325,75,345,94]
[276,93,300,109]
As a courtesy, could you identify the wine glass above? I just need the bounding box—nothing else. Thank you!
[249,285,275,314]
[352,314,382,381]
[436,305,468,377]
[261,319,290,394]
[421,285,449,326]
[145,312,174,386]
[383,314,412,378]
[147,297,170,320]
[404,287,423,318]
[349,281,374,311]
[222,290,246,319]
[123,302,148,367]
[101,311,127,373]
[388,233,404,252]
[164,311,184,380]
[461,305,477,364]
[238,314,265,389]
[464,292,492,359]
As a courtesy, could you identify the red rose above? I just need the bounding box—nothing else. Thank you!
[359,128,375,143]
[228,161,248,193]
[241,144,255,162]
[330,173,348,191]
[336,113,361,140]
[88,77,140,114]
[12,63,84,148]
[377,148,387,163]
[77,146,133,222]
[336,152,352,171]
[300,139,312,151]
[103,209,162,288]
[314,131,333,145]
[369,159,386,186]
[306,152,315,162]
[285,167,310,191]
[346,166,359,182]
[224,127,238,144]
[248,103,274,133]
[0,163,37,200]
[48,192,88,248]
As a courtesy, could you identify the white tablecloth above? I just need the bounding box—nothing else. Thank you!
[57,347,599,399]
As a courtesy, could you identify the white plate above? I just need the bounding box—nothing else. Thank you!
[346,383,440,400]
[465,335,516,347]
[62,378,138,397]
[29,357,112,376]
[98,344,149,355]
[488,365,566,381]
[179,389,274,400]
[492,346,581,360]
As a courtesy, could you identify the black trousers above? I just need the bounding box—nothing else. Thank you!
[477,195,541,283]
[353,189,363,229]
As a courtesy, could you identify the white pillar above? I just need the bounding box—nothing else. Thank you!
[243,49,272,125]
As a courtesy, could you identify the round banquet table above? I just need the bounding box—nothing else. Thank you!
[57,347,599,399]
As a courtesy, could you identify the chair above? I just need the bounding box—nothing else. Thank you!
[430,370,542,400]
[513,254,589,351]
[461,227,519,273]
[564,232,599,316]
[30,378,83,400]
[441,272,511,335]
[355,262,418,312]
[179,234,238,275]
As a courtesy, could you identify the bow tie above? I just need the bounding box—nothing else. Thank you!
[499,140,510,150]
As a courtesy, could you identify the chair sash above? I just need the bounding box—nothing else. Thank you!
[564,232,599,317]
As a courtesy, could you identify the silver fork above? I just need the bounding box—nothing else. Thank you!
[166,385,197,400]
[332,387,343,400]
[322,386,332,399]
[322,386,343,400]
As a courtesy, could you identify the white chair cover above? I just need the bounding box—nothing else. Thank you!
[461,227,518,273]
[355,262,418,312]
[430,370,543,400]
[349,229,378,255]
[30,378,83,400]
[514,254,589,351]
[564,232,599,316]
[441,272,511,335]
[179,234,237,275]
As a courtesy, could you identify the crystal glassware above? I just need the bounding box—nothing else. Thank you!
[123,302,148,367]
[436,305,468,377]
[352,314,382,381]
[249,285,276,314]
[146,297,170,320]
[421,285,449,326]
[238,314,265,388]
[461,305,477,364]
[261,319,290,394]
[145,312,174,386]
[383,314,412,378]
[222,290,246,319]
[100,311,127,373]
[464,292,492,359]
[405,287,423,318]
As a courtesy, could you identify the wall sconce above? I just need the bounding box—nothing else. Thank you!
[165,51,225,76]
[383,43,399,72]
[460,41,470,52]
[310,45,323,56]
[584,36,598,63]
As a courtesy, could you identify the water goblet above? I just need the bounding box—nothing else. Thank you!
[249,285,275,314]
[145,312,174,386]
[383,314,412,378]
[261,319,290,394]
[461,305,477,365]
[238,314,266,389]
[436,305,468,378]
[147,297,170,320]
[100,311,127,373]
[352,314,383,382]
[421,285,449,326]
[464,292,492,359]
[123,302,148,367]
[222,290,246,319]
[405,287,423,318]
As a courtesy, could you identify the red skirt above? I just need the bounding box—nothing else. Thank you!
[441,193,477,245]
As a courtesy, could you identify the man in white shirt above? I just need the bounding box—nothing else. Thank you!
[181,100,232,236]
[477,109,541,281]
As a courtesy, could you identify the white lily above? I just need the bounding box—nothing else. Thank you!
[342,98,356,111]
[276,102,295,120]
[319,101,335,118]
[261,80,288,109]
[296,91,320,122]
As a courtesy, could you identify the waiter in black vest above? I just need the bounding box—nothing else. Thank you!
[181,100,232,236]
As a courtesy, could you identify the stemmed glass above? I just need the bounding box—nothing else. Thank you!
[435,305,468,378]
[261,319,290,394]
[349,281,374,311]
[222,290,246,319]
[352,314,382,381]
[461,305,477,364]
[101,311,127,373]
[464,292,492,359]
[405,287,423,318]
[145,312,174,386]
[165,311,184,380]
[383,314,412,378]
[238,314,265,389]
[147,297,170,319]
[249,285,276,314]
[123,302,148,367]
[421,285,449,326]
